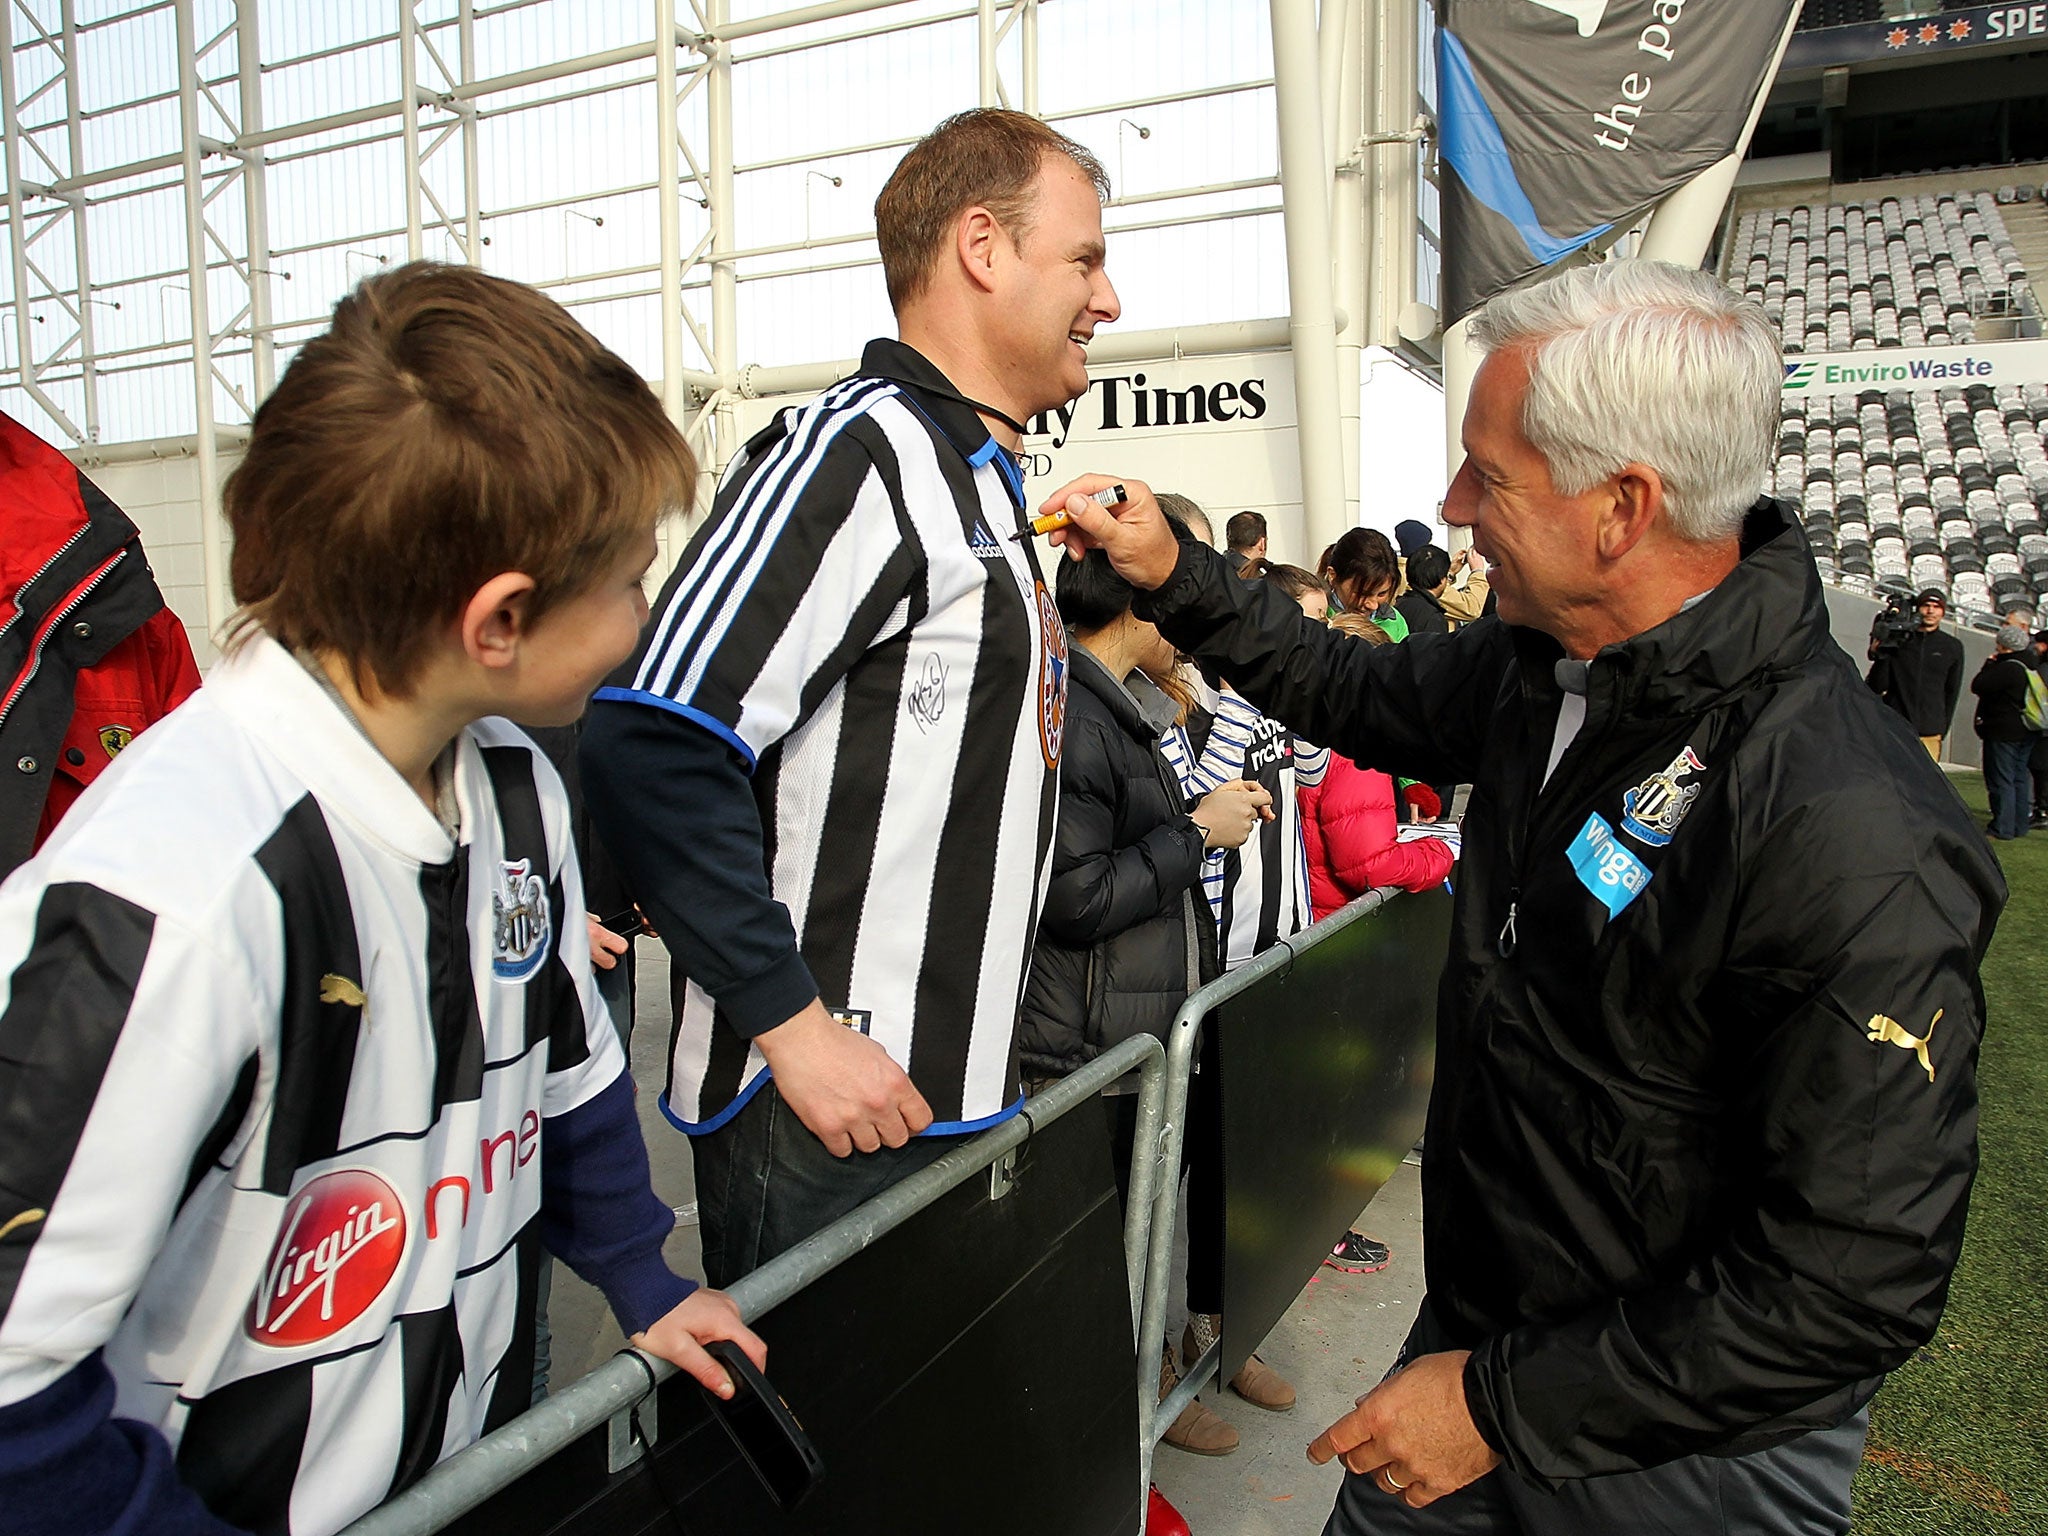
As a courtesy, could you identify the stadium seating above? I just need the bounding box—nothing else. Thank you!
[1728,189,2048,625]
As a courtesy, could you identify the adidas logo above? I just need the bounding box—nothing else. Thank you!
[968,521,1005,560]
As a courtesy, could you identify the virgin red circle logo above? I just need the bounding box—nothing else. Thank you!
[246,1169,407,1348]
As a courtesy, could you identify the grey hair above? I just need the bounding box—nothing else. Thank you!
[1997,624,2030,652]
[1467,260,1779,544]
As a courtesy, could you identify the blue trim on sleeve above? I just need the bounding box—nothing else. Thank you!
[658,1075,1025,1139]
[659,1068,775,1135]
[921,1092,1027,1137]
[591,687,757,772]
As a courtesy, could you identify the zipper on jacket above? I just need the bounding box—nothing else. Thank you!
[1497,887,1518,958]
[0,548,126,734]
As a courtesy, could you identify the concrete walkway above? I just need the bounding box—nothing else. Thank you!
[1151,1163,1425,1536]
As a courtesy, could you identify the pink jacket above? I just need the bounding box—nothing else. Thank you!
[1298,753,1454,919]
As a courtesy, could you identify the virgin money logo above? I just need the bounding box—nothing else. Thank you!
[247,1169,406,1348]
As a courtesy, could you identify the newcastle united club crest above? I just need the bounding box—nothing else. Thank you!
[491,857,551,982]
[1619,745,1706,848]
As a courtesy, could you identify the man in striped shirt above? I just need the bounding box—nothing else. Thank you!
[583,110,1123,1283]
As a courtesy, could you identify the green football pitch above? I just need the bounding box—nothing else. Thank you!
[1853,771,2048,1533]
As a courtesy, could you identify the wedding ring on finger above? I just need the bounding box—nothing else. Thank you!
[1383,1471,1409,1493]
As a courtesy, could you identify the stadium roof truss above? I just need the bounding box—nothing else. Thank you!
[1,0,1436,631]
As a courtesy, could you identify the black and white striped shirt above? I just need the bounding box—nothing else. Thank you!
[0,634,677,1536]
[597,340,1065,1134]
[1162,691,1326,969]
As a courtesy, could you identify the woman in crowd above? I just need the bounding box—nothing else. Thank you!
[1019,544,1268,1457]
[1317,526,1407,640]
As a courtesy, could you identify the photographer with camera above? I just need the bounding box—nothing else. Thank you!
[1866,588,1965,759]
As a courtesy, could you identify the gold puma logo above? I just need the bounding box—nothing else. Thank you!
[0,1208,46,1242]
[1866,1008,1941,1083]
[320,974,368,1019]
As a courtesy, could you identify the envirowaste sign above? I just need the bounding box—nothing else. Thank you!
[1781,338,2048,395]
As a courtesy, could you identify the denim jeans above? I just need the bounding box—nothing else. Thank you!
[1984,737,2034,839]
[689,1080,964,1288]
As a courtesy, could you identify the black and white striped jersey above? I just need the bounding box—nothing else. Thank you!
[1162,691,1327,970]
[0,634,642,1536]
[599,340,1063,1134]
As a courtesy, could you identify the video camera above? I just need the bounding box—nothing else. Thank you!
[1868,578,1922,658]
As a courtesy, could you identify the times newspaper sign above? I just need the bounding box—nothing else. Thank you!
[1780,338,2048,395]
[1020,350,1302,552]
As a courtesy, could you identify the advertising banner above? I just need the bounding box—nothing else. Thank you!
[1783,4,2048,73]
[1780,337,2048,395]
[1019,351,1300,546]
[1436,0,1799,322]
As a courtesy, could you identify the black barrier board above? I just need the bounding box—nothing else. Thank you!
[446,1100,1141,1536]
[1213,889,1453,1388]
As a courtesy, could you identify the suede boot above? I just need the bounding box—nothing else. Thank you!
[1182,1311,1296,1413]
[1158,1341,1238,1455]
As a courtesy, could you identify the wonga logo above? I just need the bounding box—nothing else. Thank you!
[1523,0,1609,36]
[247,1169,406,1348]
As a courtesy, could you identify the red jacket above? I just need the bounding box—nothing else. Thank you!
[1,413,201,874]
[1298,752,1454,919]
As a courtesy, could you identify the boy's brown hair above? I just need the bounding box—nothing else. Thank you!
[225,262,694,697]
[875,108,1110,312]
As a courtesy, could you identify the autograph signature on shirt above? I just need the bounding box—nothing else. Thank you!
[908,653,947,732]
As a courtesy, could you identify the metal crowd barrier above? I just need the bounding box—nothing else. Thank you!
[344,881,1425,1534]
[340,1030,1166,1536]
[1133,885,1407,1490]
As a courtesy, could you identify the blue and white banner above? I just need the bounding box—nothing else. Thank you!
[1437,0,1799,323]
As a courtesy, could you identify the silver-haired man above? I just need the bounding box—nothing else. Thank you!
[1045,261,2004,1535]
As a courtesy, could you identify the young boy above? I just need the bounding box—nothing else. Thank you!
[0,263,762,1536]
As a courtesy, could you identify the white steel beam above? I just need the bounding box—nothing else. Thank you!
[1020,0,1037,115]
[60,1,100,441]
[175,0,229,638]
[460,0,482,260]
[978,0,997,105]
[706,2,740,475]
[1,0,85,441]
[1270,0,1349,562]
[711,0,924,43]
[1328,0,1364,533]
[235,0,274,400]
[657,0,686,423]
[400,2,424,260]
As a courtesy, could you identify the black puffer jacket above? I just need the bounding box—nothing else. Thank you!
[1137,500,2004,1485]
[1020,645,1217,1077]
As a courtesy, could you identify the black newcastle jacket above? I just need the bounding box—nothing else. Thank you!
[1136,500,2004,1483]
[1020,645,1216,1077]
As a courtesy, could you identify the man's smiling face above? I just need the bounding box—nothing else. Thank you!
[989,156,1120,418]
[1441,345,1608,636]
